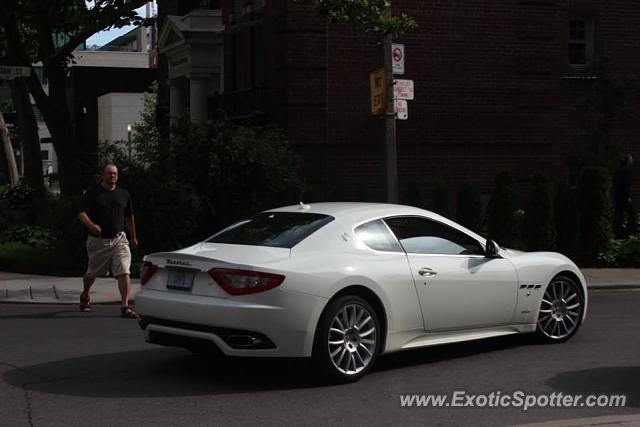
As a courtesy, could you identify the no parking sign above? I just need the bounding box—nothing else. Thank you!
[392,44,405,75]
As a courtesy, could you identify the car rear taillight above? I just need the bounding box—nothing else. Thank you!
[208,268,285,295]
[140,261,158,286]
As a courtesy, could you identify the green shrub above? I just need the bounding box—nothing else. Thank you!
[486,170,522,249]
[0,225,57,250]
[0,211,8,234]
[0,241,75,276]
[179,121,304,228]
[577,166,613,264]
[523,174,556,251]
[598,235,640,267]
[431,182,450,218]
[554,186,580,259]
[35,195,87,269]
[455,183,483,233]
[0,180,34,208]
[97,118,305,255]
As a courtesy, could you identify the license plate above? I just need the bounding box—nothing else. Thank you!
[167,269,195,291]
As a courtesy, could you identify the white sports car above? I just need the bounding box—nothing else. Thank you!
[136,202,587,382]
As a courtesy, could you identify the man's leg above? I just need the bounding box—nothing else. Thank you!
[82,276,96,300]
[112,235,136,316]
[117,274,131,308]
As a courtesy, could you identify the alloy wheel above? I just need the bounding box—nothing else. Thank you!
[537,279,583,340]
[327,303,377,375]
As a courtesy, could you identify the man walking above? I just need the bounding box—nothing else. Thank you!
[78,162,139,318]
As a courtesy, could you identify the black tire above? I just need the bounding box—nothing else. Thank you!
[312,295,382,383]
[533,275,585,343]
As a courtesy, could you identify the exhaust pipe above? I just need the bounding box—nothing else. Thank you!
[226,335,264,348]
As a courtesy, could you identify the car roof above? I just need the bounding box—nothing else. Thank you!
[268,202,487,244]
[268,202,423,217]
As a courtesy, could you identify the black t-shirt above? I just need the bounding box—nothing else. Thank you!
[80,186,133,238]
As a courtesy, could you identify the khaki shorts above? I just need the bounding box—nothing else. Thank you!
[85,233,131,278]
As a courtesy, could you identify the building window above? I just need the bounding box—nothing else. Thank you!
[569,18,594,66]
[41,150,49,160]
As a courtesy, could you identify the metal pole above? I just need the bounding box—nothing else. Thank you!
[127,124,132,161]
[383,33,398,203]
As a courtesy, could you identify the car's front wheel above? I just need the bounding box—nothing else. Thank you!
[534,275,584,343]
[312,295,381,383]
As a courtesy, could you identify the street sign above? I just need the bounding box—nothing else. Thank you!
[395,100,408,120]
[370,68,388,115]
[0,66,31,80]
[392,43,405,75]
[394,79,414,100]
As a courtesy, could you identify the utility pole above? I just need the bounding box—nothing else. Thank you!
[127,124,132,161]
[382,33,398,203]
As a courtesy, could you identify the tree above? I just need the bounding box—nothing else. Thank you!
[296,0,417,35]
[0,16,42,195]
[0,0,152,195]
[8,78,46,200]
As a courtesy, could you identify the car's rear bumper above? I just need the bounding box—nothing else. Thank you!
[136,289,327,357]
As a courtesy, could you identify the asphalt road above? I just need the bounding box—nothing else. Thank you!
[1,290,639,427]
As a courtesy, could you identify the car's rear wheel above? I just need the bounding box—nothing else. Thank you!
[312,295,381,383]
[534,275,584,343]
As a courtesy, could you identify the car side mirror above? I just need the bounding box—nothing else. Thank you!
[485,239,501,258]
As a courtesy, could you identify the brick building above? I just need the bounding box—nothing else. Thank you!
[175,1,640,205]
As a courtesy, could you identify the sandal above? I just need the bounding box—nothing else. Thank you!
[79,293,92,312]
[121,306,139,318]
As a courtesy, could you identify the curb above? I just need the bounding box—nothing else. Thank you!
[587,284,640,290]
[1,282,638,305]
[0,300,134,306]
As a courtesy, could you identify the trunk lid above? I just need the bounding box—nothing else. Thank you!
[142,243,290,298]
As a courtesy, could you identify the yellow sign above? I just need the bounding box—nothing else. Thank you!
[370,68,388,115]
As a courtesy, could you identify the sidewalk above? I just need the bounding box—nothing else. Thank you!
[580,269,640,290]
[0,272,141,305]
[0,269,637,305]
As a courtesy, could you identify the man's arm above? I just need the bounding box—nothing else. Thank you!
[79,212,101,235]
[125,216,138,248]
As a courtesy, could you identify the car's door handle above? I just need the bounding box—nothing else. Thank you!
[418,268,438,277]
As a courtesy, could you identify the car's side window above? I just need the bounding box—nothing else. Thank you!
[354,219,403,253]
[384,216,485,256]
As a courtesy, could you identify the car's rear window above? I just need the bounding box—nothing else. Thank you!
[205,212,335,248]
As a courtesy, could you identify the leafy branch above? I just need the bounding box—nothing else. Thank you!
[294,0,417,36]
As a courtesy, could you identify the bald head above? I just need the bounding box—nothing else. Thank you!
[101,162,118,189]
